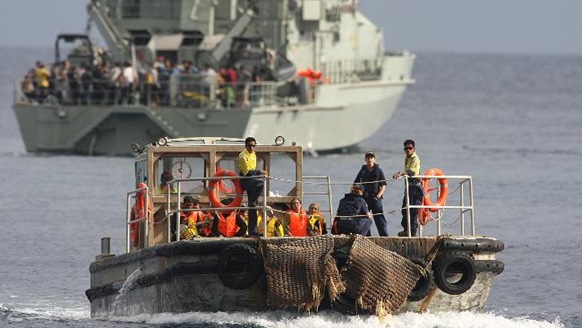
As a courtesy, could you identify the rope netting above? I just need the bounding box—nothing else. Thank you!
[260,235,436,316]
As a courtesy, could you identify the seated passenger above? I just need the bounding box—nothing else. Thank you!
[211,200,248,237]
[258,207,284,237]
[286,198,308,237]
[158,171,177,194]
[307,202,327,236]
[180,196,209,239]
[332,184,372,236]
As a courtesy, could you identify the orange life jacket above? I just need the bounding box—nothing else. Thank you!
[287,209,308,237]
[217,212,240,237]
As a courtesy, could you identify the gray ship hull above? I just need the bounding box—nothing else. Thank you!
[13,79,409,156]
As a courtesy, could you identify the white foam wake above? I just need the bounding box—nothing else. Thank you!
[110,310,566,328]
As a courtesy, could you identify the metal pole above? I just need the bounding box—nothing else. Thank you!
[470,178,476,236]
[126,194,131,253]
[405,178,411,237]
[460,181,465,236]
[176,181,181,242]
[144,188,149,248]
[326,176,334,233]
[262,175,267,237]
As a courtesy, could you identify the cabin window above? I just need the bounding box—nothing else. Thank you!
[135,160,147,186]
[155,156,205,197]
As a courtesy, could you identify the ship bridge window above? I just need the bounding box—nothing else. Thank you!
[268,153,298,198]
[122,0,140,18]
[144,0,181,19]
[217,156,265,174]
[155,156,205,197]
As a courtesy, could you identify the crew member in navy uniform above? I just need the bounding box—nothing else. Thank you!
[332,184,372,236]
[354,151,388,236]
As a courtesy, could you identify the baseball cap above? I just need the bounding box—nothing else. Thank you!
[365,151,375,158]
[352,184,365,192]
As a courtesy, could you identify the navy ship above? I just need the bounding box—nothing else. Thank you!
[13,0,415,155]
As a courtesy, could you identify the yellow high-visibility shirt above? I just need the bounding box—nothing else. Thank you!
[237,148,256,176]
[405,153,421,176]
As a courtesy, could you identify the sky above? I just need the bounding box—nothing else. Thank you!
[1,0,582,55]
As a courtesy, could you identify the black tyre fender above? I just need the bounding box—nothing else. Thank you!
[216,243,263,290]
[432,251,476,295]
[407,255,435,301]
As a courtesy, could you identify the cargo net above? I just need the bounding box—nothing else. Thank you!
[261,235,426,316]
[260,235,345,311]
[340,235,424,316]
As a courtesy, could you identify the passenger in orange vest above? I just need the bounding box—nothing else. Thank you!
[286,198,309,237]
[307,202,327,235]
[180,196,211,239]
[211,200,248,237]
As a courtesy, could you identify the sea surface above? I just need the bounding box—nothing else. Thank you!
[1,47,580,328]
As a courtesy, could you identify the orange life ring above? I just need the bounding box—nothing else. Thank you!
[208,170,244,211]
[131,182,149,247]
[418,208,432,226]
[422,168,449,213]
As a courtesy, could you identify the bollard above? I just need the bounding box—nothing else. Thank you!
[101,237,111,255]
[96,237,114,261]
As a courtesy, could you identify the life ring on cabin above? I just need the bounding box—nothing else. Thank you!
[208,170,244,210]
[422,168,449,213]
[432,251,476,295]
[407,255,435,301]
[217,243,263,290]
[130,182,149,247]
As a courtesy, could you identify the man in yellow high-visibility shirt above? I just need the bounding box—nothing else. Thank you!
[237,137,268,236]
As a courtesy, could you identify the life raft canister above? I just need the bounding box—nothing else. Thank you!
[422,168,449,213]
[208,170,244,210]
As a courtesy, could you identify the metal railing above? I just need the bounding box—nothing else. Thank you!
[125,185,150,253]
[402,175,475,237]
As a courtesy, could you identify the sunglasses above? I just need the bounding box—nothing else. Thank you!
[404,147,414,150]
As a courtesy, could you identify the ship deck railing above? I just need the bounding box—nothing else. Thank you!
[13,57,390,110]
[126,174,479,252]
[401,175,476,238]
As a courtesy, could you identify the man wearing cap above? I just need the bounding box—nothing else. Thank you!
[332,184,372,236]
[354,151,388,236]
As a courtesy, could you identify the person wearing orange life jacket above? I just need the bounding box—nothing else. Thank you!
[286,198,309,237]
[130,182,152,249]
[307,202,327,236]
[180,196,210,239]
[211,200,248,237]
[258,207,284,237]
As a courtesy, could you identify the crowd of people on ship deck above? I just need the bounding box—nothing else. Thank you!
[20,56,275,108]
[137,138,424,241]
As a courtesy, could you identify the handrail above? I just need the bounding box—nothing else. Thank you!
[303,176,334,233]
[125,185,150,253]
[402,175,475,237]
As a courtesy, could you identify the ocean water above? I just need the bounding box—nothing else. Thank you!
[1,47,580,328]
